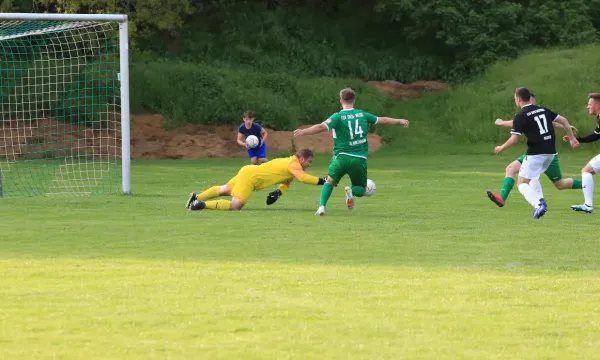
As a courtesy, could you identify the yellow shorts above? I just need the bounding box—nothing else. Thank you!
[227,165,256,204]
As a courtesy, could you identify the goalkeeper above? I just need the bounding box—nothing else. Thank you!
[185,149,327,211]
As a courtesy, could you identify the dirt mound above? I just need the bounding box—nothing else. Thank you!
[1,114,383,160]
[131,114,383,159]
[1,79,447,160]
[366,80,448,100]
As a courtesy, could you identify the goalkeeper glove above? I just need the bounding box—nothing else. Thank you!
[266,189,282,205]
[318,177,327,185]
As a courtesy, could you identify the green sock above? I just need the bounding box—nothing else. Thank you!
[320,183,334,206]
[572,179,583,189]
[500,177,515,201]
[352,185,365,197]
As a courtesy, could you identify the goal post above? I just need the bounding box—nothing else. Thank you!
[0,12,131,197]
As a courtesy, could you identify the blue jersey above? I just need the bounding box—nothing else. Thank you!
[238,122,263,140]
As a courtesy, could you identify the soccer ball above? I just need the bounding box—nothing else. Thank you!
[246,135,259,148]
[365,179,376,196]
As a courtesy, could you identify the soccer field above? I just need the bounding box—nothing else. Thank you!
[1,150,600,359]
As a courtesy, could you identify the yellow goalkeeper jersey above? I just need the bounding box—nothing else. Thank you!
[242,155,319,191]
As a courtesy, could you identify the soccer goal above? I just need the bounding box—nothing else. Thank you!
[0,13,130,197]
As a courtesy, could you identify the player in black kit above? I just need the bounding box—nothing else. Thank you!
[494,87,579,219]
[567,93,600,214]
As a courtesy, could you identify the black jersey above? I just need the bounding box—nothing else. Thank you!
[511,104,559,155]
[575,115,600,143]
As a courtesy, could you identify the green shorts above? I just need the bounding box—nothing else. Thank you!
[327,155,368,187]
[516,154,562,182]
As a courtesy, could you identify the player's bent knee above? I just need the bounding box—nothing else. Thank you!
[259,158,268,163]
[506,162,520,176]
[553,180,567,190]
[583,164,596,175]
[517,177,530,185]
[219,185,231,196]
[230,199,244,211]
[250,158,258,165]
[352,186,366,197]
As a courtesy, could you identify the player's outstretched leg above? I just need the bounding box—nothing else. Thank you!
[315,179,335,216]
[189,199,206,211]
[571,204,593,213]
[486,190,505,207]
[533,198,547,219]
[518,182,546,219]
[197,186,222,201]
[488,160,520,207]
[546,155,582,192]
[185,193,198,209]
[572,169,595,213]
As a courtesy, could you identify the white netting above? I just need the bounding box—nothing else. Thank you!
[0,19,122,197]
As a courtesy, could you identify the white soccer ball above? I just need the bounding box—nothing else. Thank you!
[365,179,376,196]
[246,135,259,149]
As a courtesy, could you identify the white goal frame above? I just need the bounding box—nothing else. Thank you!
[0,12,131,194]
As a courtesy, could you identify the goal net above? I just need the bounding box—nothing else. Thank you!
[0,13,130,197]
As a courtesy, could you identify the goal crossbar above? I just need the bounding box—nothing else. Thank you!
[0,13,128,22]
[0,21,99,41]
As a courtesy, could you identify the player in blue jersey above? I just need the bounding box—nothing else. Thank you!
[237,110,268,164]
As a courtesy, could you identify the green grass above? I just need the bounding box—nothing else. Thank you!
[383,45,600,149]
[2,149,600,359]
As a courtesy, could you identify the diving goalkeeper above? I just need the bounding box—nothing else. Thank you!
[185,148,326,211]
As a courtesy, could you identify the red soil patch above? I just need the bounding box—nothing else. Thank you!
[0,114,382,160]
[365,80,448,100]
[1,79,447,160]
[130,114,383,159]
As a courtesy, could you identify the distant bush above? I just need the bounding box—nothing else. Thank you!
[130,61,393,130]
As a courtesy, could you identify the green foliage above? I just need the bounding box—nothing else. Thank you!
[155,0,599,82]
[130,44,600,150]
[4,0,593,83]
[129,61,392,130]
[380,45,600,151]
[32,0,196,50]
[4,0,600,140]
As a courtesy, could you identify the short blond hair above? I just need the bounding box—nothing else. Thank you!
[588,93,600,103]
[339,88,356,103]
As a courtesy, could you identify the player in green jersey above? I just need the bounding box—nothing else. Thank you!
[293,88,410,215]
[487,116,582,207]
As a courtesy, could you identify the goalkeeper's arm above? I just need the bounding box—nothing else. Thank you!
[266,177,327,205]
[266,180,291,205]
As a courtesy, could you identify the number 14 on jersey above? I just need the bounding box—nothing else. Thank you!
[348,119,364,139]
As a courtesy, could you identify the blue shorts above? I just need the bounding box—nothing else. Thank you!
[247,142,267,159]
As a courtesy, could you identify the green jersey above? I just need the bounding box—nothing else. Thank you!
[323,108,378,159]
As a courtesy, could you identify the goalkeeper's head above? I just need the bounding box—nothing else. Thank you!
[295,148,314,169]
